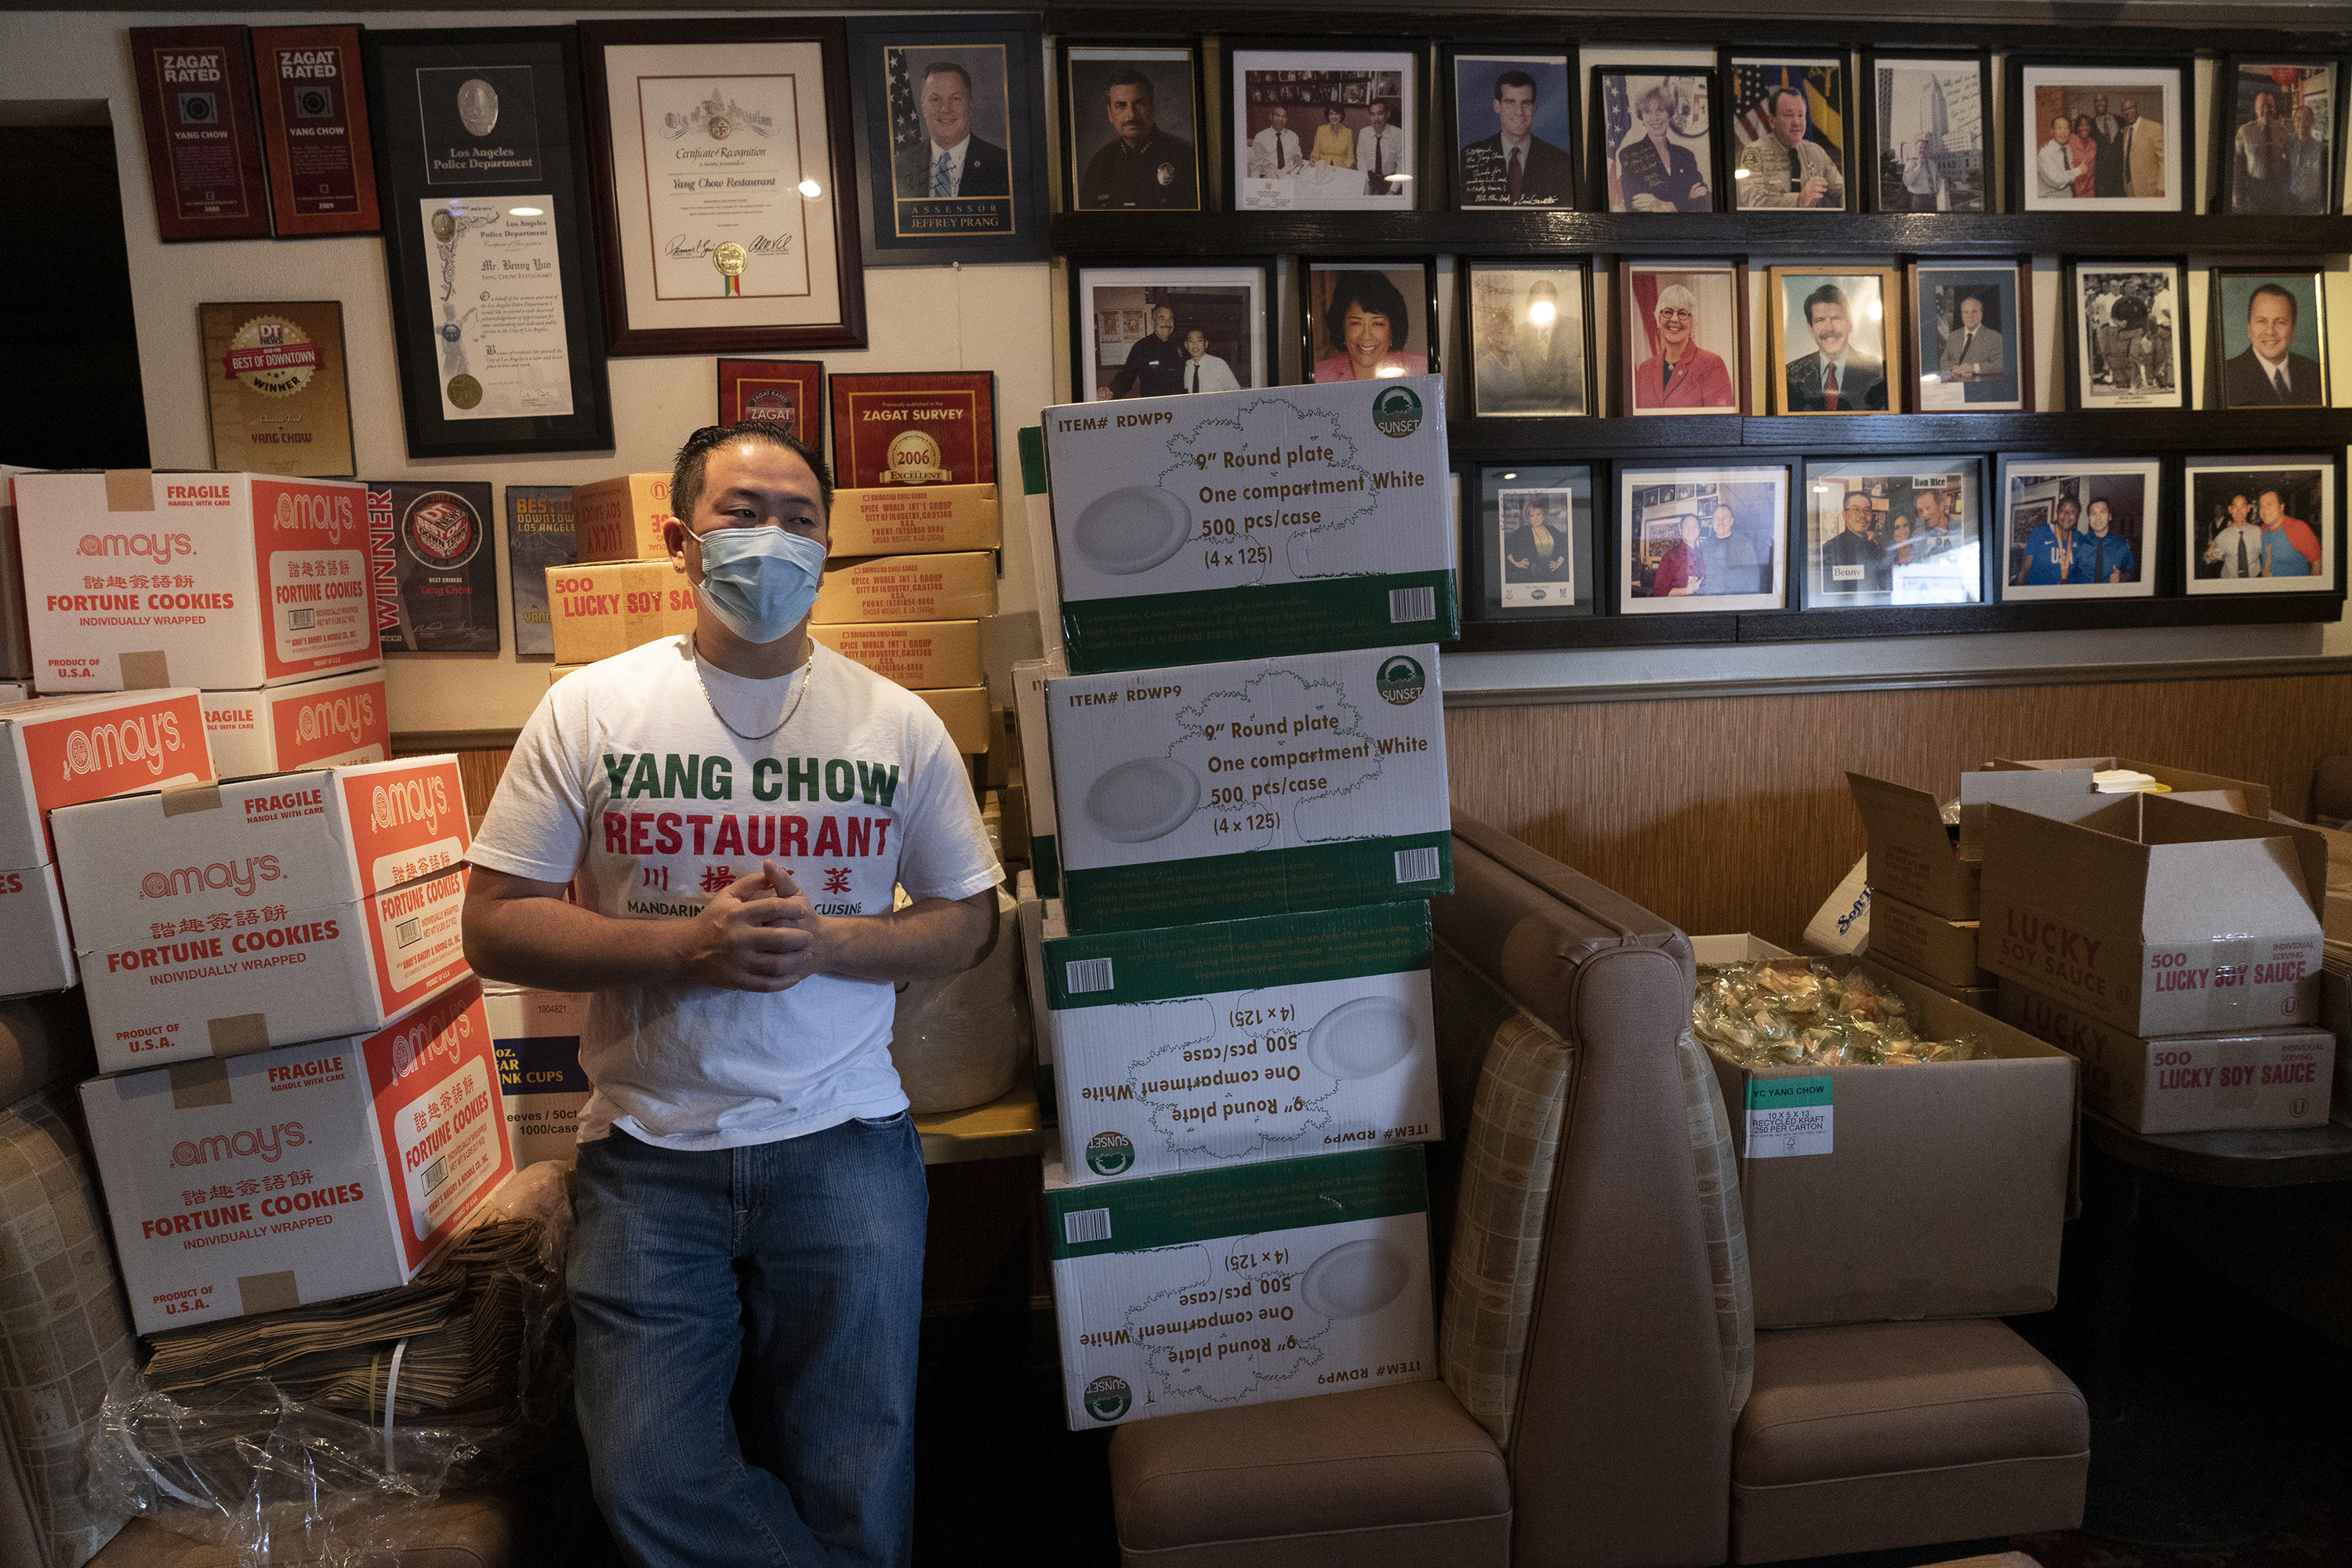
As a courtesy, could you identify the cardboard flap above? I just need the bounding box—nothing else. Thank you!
[1981,800,2152,914]
[104,469,156,512]
[1955,768,2102,855]
[1989,756,2271,819]
[2137,793,2328,922]
[1846,772,1947,837]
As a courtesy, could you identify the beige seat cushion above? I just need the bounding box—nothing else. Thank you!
[1109,1379,1508,1567]
[1733,1319,2089,1563]
[89,1491,514,1568]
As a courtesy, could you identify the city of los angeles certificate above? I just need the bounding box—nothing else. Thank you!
[417,196,577,422]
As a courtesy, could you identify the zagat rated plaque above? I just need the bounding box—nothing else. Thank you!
[828,372,996,489]
[718,359,824,448]
[129,26,273,241]
[251,24,379,235]
[201,300,357,477]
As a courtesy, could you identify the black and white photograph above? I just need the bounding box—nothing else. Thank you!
[1618,463,1788,613]
[1866,54,1987,212]
[1303,259,1436,384]
[1594,67,1716,212]
[1911,262,2027,411]
[2218,60,2337,216]
[2183,457,2336,593]
[1063,43,1203,213]
[2016,60,2187,212]
[2212,270,2331,409]
[2067,262,2183,410]
[1451,50,1575,208]
[1475,466,1595,617]
[1800,457,1985,608]
[1621,260,1744,416]
[1767,267,1900,416]
[1466,262,1588,417]
[1724,54,1849,210]
[1232,47,1416,212]
[1998,456,2160,601]
[1076,264,1267,401]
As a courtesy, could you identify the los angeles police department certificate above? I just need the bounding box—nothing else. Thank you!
[418,195,576,422]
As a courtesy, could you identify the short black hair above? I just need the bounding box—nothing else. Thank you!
[671,422,834,529]
[2247,281,2299,326]
[1323,270,1413,353]
[1494,70,1537,98]
[1103,67,1155,105]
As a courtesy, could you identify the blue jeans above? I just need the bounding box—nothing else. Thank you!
[570,1113,928,1568]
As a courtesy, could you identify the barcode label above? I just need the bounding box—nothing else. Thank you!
[1064,1207,1112,1244]
[1065,957,1116,994]
[1394,846,1439,883]
[423,1156,445,1194]
[396,917,421,949]
[289,608,316,630]
[1388,585,1435,622]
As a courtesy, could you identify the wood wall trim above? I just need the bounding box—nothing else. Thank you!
[1442,655,2352,710]
[393,728,525,753]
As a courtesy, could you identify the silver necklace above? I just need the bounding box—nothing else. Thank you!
[691,644,813,742]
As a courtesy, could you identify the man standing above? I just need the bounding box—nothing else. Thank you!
[2067,499,2136,584]
[1460,70,1572,205]
[1938,294,2004,383]
[2118,95,2164,199]
[1819,490,1886,593]
[2222,283,2324,406]
[2019,495,2079,586]
[1739,86,1844,208]
[1697,502,1765,596]
[1908,485,1958,561]
[2089,93,2126,198]
[2287,102,2328,212]
[1784,284,1886,412]
[2203,492,2267,579]
[1247,105,1301,180]
[1650,514,1705,597]
[2257,488,2322,578]
[1105,305,1187,399]
[891,61,1009,199]
[1179,328,1241,394]
[463,421,1000,1568]
[2233,90,2288,212]
[2037,114,2087,200]
[2088,281,2118,384]
[1076,67,1197,210]
[1357,99,1408,196]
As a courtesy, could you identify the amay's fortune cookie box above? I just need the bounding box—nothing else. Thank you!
[1044,1145,1436,1428]
[1046,645,1450,933]
[52,756,473,1070]
[81,978,513,1337]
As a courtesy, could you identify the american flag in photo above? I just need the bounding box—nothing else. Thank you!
[1604,72,1630,206]
[1731,63,1841,151]
[886,49,921,153]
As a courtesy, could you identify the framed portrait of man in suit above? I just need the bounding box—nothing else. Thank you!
[1766,267,1903,416]
[1447,46,1576,209]
[2212,269,2332,412]
[2007,57,2190,213]
[1465,261,1588,418]
[1908,260,2030,412]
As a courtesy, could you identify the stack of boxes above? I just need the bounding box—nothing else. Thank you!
[1029,376,1461,1429]
[0,469,31,703]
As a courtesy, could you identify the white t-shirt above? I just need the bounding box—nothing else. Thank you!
[469,637,1001,1152]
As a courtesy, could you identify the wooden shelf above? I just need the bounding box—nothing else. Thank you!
[1447,408,2352,459]
[916,1080,1044,1166]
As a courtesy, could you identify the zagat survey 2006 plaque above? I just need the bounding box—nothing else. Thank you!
[368,481,501,653]
[251,25,379,235]
[202,300,356,477]
[828,372,996,489]
[129,26,273,241]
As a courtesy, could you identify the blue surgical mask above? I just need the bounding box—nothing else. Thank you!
[691,526,826,644]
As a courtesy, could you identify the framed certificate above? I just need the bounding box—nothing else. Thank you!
[581,18,866,354]
[363,27,615,458]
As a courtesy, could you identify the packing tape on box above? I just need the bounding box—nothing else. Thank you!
[169,1058,232,1109]
[238,1270,301,1316]
[121,651,171,689]
[2209,932,2255,1026]
[104,469,155,512]
[207,1014,272,1057]
[163,782,224,817]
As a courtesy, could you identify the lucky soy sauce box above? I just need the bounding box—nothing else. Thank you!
[53,755,473,1070]
[1040,378,1457,674]
[80,978,513,1336]
[1045,902,1439,1185]
[18,470,374,692]
[1044,1144,1436,1428]
[201,665,389,779]
[484,982,591,1168]
[568,473,673,564]
[546,560,699,664]
[1047,645,1450,933]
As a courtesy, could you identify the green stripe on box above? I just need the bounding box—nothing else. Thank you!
[1046,902,1430,1011]
[1031,833,1059,898]
[1047,1145,1427,1260]
[1746,1075,1833,1109]
[1060,832,1452,935]
[1061,572,1458,675]
[1019,426,1047,496]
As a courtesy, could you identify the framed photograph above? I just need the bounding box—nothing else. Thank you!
[1232,45,1417,212]
[579,20,864,354]
[1062,42,1203,213]
[1618,462,1789,613]
[363,27,615,458]
[1592,65,1717,212]
[1465,261,1588,418]
[1997,456,2160,601]
[1472,464,1596,619]
[845,13,1051,265]
[1075,263,1271,401]
[252,25,381,235]
[1862,51,1990,212]
[201,300,356,477]
[2183,456,2338,593]
[2012,58,2190,212]
[1619,260,1747,416]
[2216,58,2339,216]
[717,358,823,444]
[2211,269,2331,409]
[1722,52,1851,210]
[1301,259,1438,384]
[1449,45,1576,208]
[2064,260,2184,410]
[1911,260,2030,412]
[1798,456,1986,609]
[1768,267,1901,416]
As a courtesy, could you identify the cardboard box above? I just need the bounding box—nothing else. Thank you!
[17,470,375,692]
[483,982,590,1168]
[1017,428,1065,663]
[1045,903,1439,1185]
[1998,980,2332,1134]
[918,687,989,754]
[201,666,389,779]
[813,553,996,625]
[1803,857,1871,954]
[1690,934,1797,964]
[1863,947,1999,1012]
[1979,793,2326,1037]
[1989,755,2272,820]
[0,468,31,679]
[80,977,513,1336]
[1047,644,1451,933]
[1865,893,1991,989]
[568,473,673,564]
[2321,960,2352,1127]
[1016,869,1058,1125]
[1040,379,1459,674]
[550,664,585,687]
[1012,655,1063,895]
[829,484,1000,557]
[546,560,698,664]
[1710,957,2078,1329]
[0,861,75,996]
[0,683,26,706]
[53,756,474,1070]
[1847,768,2108,920]
[1044,1145,1436,1428]
[811,619,982,690]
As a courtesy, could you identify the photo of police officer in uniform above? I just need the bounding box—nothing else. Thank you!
[1065,46,1202,212]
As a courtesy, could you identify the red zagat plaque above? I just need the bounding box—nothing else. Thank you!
[717,358,824,448]
[251,24,379,236]
[129,26,273,242]
[828,372,997,490]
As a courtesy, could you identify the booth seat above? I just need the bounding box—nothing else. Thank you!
[1108,817,2089,1566]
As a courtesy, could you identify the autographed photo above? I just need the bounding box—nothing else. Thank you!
[2000,459,2159,601]
[1233,49,1415,212]
[1915,265,2023,410]
[2071,264,2183,410]
[1872,57,1986,211]
[1619,464,1788,613]
[1596,69,1716,212]
[1454,53,1573,207]
[2184,458,2336,593]
[1079,265,1265,400]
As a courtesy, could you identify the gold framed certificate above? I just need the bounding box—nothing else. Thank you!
[201,300,357,477]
